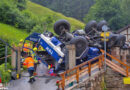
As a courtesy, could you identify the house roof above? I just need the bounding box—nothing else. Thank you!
[117,24,130,33]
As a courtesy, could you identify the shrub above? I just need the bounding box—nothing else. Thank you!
[0,0,41,32]
[0,63,12,83]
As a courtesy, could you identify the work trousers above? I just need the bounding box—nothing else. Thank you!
[28,70,35,82]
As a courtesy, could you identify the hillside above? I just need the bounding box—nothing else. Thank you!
[0,1,85,45]
[0,23,28,44]
[27,1,85,32]
[30,0,94,21]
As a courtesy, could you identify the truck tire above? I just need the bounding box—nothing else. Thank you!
[69,36,88,57]
[97,20,107,31]
[84,20,97,35]
[107,34,117,48]
[54,19,70,35]
[115,35,126,47]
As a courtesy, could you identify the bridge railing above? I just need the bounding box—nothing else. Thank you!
[58,54,104,90]
[58,49,130,90]
[100,49,130,77]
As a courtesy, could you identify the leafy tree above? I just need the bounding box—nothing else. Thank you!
[121,0,130,25]
[30,0,94,21]
[0,0,40,32]
[31,24,44,33]
[84,0,126,30]
[17,0,27,10]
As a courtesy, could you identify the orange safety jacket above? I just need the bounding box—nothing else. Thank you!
[23,43,29,52]
[23,57,34,68]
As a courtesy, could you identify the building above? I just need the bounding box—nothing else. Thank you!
[112,25,130,64]
[117,25,130,44]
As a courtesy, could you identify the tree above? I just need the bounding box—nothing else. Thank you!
[121,0,130,25]
[30,0,95,21]
[84,0,126,30]
[17,0,27,10]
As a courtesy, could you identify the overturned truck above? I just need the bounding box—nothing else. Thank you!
[22,19,126,73]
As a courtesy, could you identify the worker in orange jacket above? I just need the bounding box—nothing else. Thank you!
[23,54,36,83]
[23,43,29,52]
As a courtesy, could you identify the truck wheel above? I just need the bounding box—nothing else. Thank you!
[97,20,107,31]
[69,36,88,57]
[107,34,117,48]
[115,35,126,47]
[84,20,97,35]
[54,19,70,35]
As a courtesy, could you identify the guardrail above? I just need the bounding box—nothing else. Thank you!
[58,54,104,90]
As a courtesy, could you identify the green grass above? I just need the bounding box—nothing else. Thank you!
[27,1,85,32]
[0,23,28,44]
[0,1,85,45]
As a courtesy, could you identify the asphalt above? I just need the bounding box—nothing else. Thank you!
[8,63,60,90]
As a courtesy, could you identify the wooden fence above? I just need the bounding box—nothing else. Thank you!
[101,49,130,77]
[58,49,130,90]
[58,54,104,90]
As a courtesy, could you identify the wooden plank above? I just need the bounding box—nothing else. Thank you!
[76,68,79,83]
[79,62,98,77]
[61,74,65,90]
[79,65,99,78]
[60,55,103,75]
[88,62,91,76]
[106,59,126,72]
[65,68,102,90]
[65,65,99,86]
[126,67,129,77]
[65,62,98,82]
[65,74,76,86]
[106,61,126,76]
[101,49,128,67]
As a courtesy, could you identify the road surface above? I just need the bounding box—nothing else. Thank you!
[8,63,60,90]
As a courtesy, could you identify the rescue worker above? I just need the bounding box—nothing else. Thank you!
[32,47,38,74]
[18,39,23,48]
[23,54,36,83]
[23,43,29,53]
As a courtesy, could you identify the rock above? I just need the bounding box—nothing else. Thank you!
[79,83,85,88]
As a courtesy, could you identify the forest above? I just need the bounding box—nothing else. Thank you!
[31,0,130,30]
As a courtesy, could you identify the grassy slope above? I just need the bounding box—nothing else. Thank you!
[27,1,85,32]
[0,1,85,45]
[0,23,28,44]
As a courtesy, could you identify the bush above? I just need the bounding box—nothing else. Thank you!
[0,0,41,32]
[17,0,27,10]
[31,24,44,33]
[0,63,12,83]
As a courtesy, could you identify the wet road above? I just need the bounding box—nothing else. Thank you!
[8,63,60,90]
